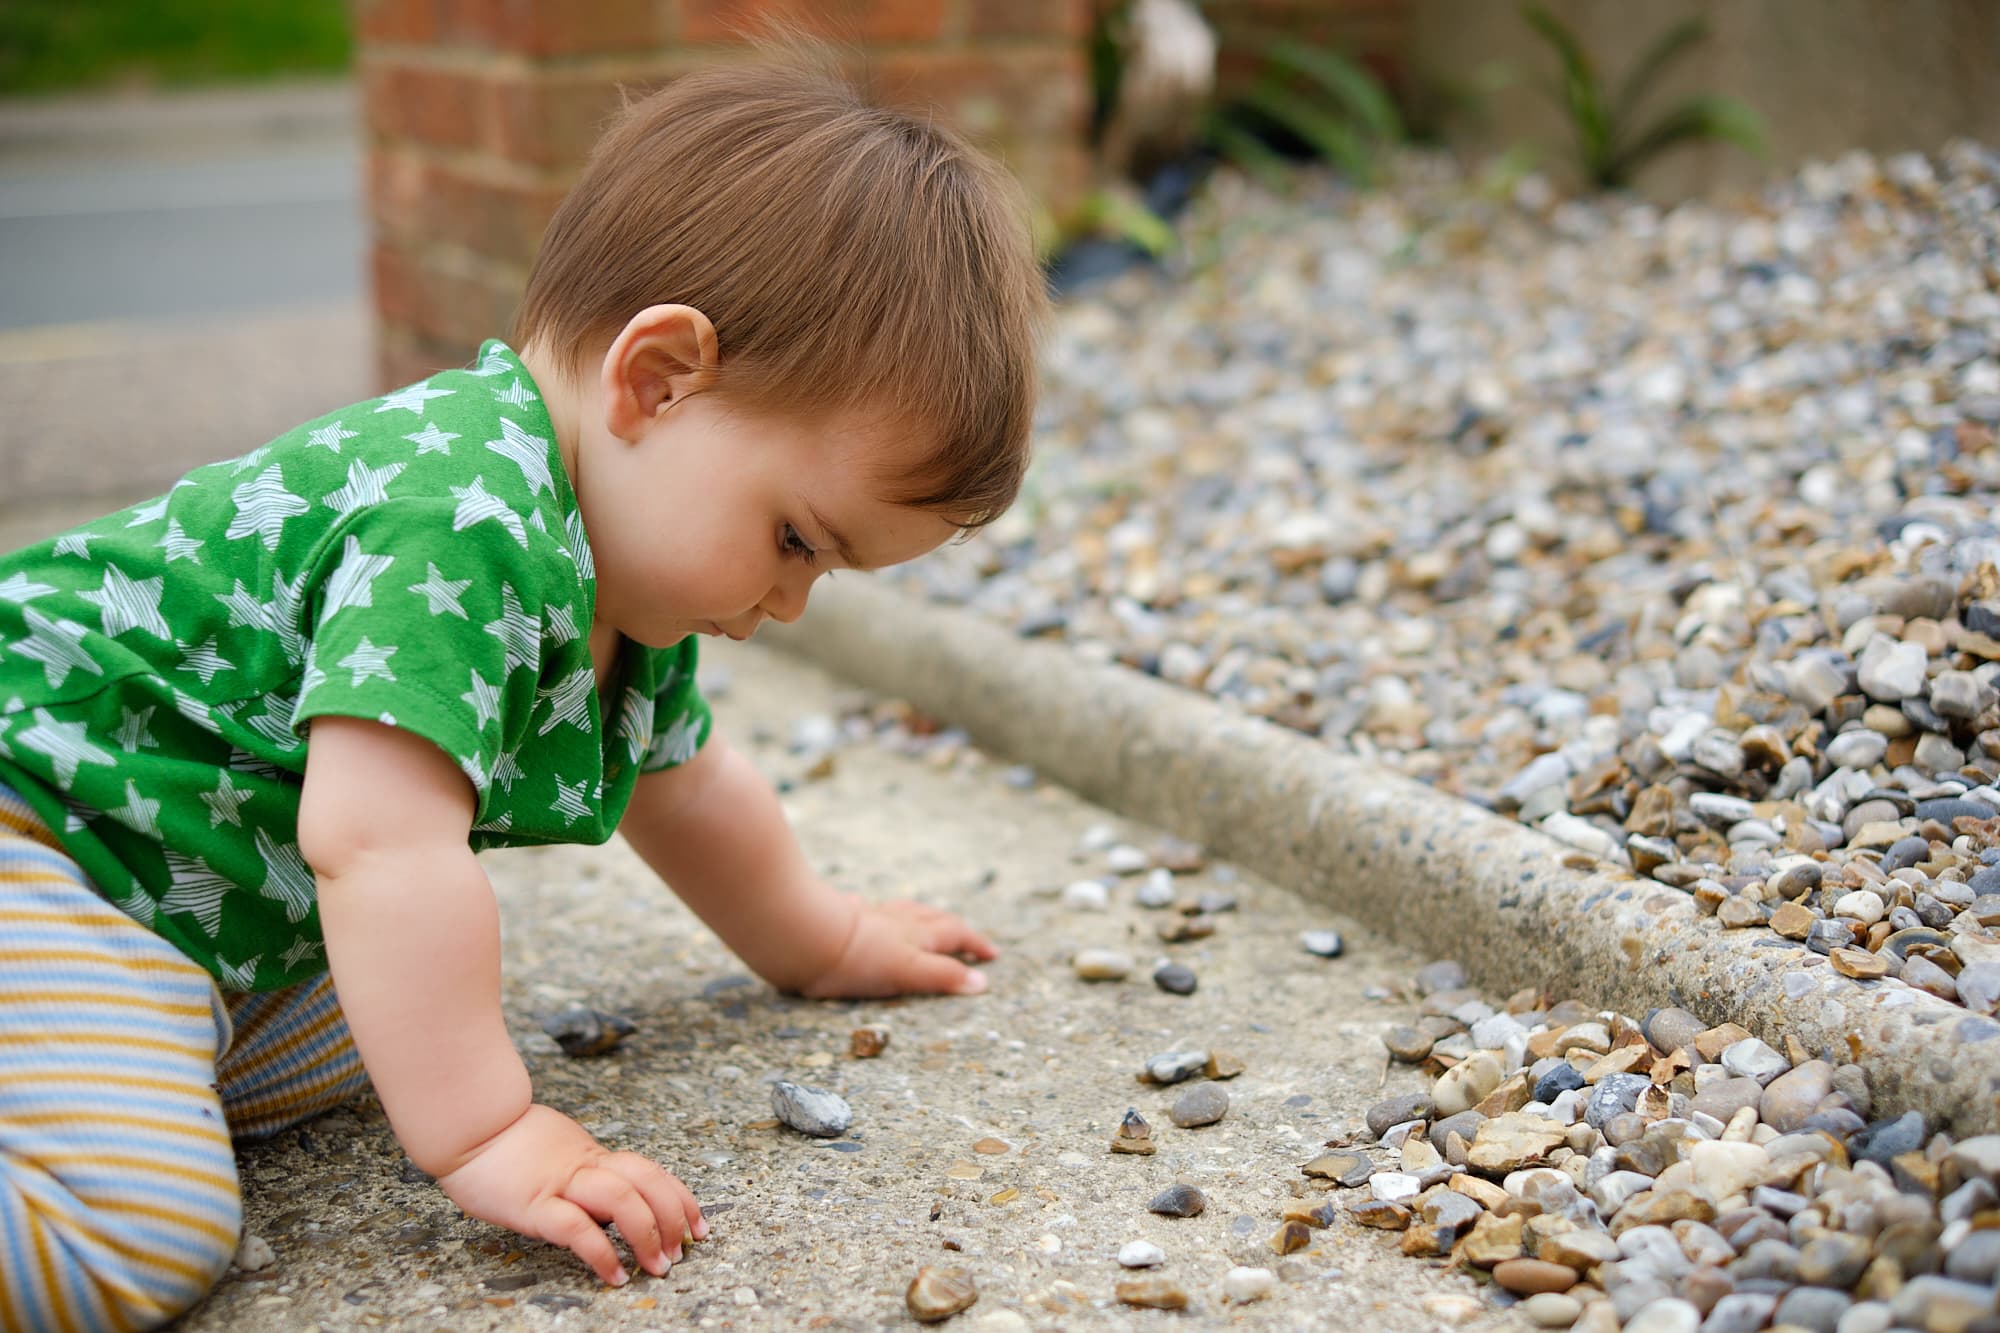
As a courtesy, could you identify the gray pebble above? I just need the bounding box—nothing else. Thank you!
[771,1081,852,1138]
[1147,1183,1207,1217]
[1169,1082,1229,1128]
[1299,929,1344,957]
[1152,962,1198,995]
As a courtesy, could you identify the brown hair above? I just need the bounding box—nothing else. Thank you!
[512,53,1047,529]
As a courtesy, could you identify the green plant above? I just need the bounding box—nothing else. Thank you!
[1520,4,1765,189]
[1205,34,1404,187]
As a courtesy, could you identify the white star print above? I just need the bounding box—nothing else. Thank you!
[123,491,173,527]
[449,476,527,548]
[18,707,116,787]
[459,753,489,792]
[337,637,397,686]
[564,509,594,581]
[0,572,57,604]
[649,710,703,768]
[202,769,252,827]
[473,811,513,834]
[321,535,395,622]
[158,518,205,564]
[231,445,271,473]
[172,687,218,732]
[461,668,501,730]
[375,380,456,415]
[483,583,540,676]
[61,798,93,832]
[404,421,460,455]
[106,779,161,836]
[226,465,309,551]
[51,532,94,559]
[245,690,303,751]
[491,748,523,793]
[306,420,360,452]
[550,775,590,824]
[543,603,580,644]
[228,748,283,780]
[0,716,12,758]
[281,936,323,971]
[321,458,407,515]
[211,570,307,666]
[485,415,555,498]
[491,378,538,408]
[408,562,472,618]
[176,636,233,686]
[298,640,326,701]
[10,607,102,690]
[535,668,595,736]
[108,883,157,927]
[467,345,512,377]
[113,705,156,754]
[254,827,315,924]
[615,687,654,764]
[77,564,171,640]
[217,955,262,991]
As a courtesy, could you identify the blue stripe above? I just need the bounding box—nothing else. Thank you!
[0,964,216,999]
[0,1179,57,1333]
[0,1046,214,1080]
[1,1085,218,1117]
[8,1169,229,1273]
[1,1121,235,1177]
[41,1168,238,1226]
[0,850,91,881]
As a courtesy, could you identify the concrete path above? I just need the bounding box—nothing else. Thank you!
[175,641,1509,1332]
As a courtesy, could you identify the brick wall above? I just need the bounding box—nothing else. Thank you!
[356,0,1093,387]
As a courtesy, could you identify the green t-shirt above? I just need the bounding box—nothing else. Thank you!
[0,340,711,992]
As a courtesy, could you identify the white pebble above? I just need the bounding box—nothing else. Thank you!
[1073,948,1133,981]
[1118,1240,1165,1268]
[1223,1266,1276,1303]
[1135,868,1176,908]
[1105,844,1150,875]
[232,1233,275,1272]
[1060,879,1110,911]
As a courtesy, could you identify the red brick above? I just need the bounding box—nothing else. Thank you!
[360,60,485,153]
[369,148,567,265]
[370,240,522,349]
[483,65,651,170]
[871,48,1090,143]
[353,0,445,46]
[376,327,481,395]
[680,0,950,45]
[439,0,666,56]
[966,0,1091,41]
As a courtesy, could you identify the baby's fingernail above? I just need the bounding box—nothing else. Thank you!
[960,971,989,995]
[694,1220,710,1240]
[610,1268,629,1287]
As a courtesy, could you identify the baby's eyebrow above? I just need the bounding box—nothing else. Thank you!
[802,499,862,568]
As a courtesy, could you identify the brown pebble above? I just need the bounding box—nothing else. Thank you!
[1493,1258,1577,1296]
[1831,947,1890,980]
[1269,1220,1313,1253]
[1350,1200,1411,1230]
[1204,1050,1246,1080]
[1282,1200,1339,1228]
[906,1266,977,1322]
[1155,914,1216,943]
[1769,901,1817,939]
[1114,1276,1188,1310]
[849,1026,890,1058]
[1109,1108,1156,1156]
[972,1137,1010,1155]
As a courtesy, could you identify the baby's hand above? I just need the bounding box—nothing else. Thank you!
[434,1104,706,1285]
[800,895,998,999]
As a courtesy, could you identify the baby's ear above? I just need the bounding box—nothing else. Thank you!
[600,304,720,441]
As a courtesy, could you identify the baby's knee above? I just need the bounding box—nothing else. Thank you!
[1,1156,242,1331]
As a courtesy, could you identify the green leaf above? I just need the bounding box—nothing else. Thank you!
[1612,16,1708,131]
[1521,3,1611,178]
[1261,37,1404,143]
[1240,80,1376,183]
[1088,191,1178,259]
[1602,94,1768,187]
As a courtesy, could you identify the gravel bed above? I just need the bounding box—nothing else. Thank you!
[895,141,2000,1018]
[1341,958,2000,1332]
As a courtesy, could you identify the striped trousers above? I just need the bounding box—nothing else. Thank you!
[0,782,370,1332]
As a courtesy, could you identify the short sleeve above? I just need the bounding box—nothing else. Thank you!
[290,498,562,808]
[638,637,713,774]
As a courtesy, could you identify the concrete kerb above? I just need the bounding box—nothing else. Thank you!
[766,576,2000,1136]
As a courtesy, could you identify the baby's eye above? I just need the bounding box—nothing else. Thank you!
[781,524,819,566]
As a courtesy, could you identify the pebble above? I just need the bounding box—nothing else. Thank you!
[1135,869,1176,908]
[1060,879,1110,911]
[771,1082,852,1138]
[1493,1258,1577,1295]
[1621,1298,1700,1333]
[1299,928,1344,957]
[1072,948,1132,981]
[1221,1266,1275,1304]
[1146,1183,1206,1217]
[540,1007,636,1058]
[1142,1050,1209,1084]
[1113,1275,1187,1310]
[232,1233,276,1272]
[1367,1093,1433,1139]
[1151,961,1198,995]
[1520,1292,1583,1327]
[906,1267,977,1323]
[1168,1082,1228,1128]
[1117,1240,1165,1268]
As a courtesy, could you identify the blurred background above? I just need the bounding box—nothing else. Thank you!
[0,0,1995,531]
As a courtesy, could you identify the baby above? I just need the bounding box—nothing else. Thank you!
[0,54,1044,1329]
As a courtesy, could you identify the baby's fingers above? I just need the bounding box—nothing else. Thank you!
[566,1165,673,1277]
[899,947,989,996]
[606,1152,708,1247]
[531,1195,628,1286]
[924,914,999,962]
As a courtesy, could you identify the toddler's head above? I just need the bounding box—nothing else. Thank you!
[513,53,1047,648]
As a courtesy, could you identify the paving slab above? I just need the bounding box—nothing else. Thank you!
[176,641,1511,1332]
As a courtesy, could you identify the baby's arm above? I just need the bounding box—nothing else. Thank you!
[621,730,997,997]
[301,717,703,1285]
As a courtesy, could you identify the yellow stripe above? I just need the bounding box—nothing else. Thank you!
[6,1110,229,1145]
[26,1212,78,1333]
[0,1032,211,1061]
[0,989,215,1019]
[220,1004,346,1083]
[8,1069,218,1099]
[17,1183,210,1301]
[84,1197,237,1252]
[33,1152,236,1196]
[0,907,143,926]
[0,867,94,886]
[0,806,61,850]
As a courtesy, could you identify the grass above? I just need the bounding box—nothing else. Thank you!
[0,0,352,98]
